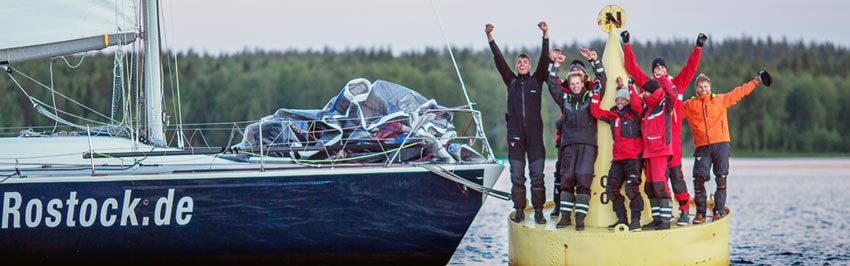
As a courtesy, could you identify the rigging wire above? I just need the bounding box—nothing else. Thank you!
[11,68,114,122]
[430,0,473,111]
[57,52,88,69]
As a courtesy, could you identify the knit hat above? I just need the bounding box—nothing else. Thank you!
[651,57,667,71]
[642,79,661,94]
[616,87,630,101]
[568,59,586,74]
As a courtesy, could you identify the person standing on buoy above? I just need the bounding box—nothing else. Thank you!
[486,22,550,224]
[547,48,606,231]
[620,31,706,226]
[682,71,772,223]
[549,49,594,219]
[632,79,674,230]
[591,76,644,232]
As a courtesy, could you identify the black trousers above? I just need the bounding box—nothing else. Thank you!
[692,142,731,215]
[607,159,644,219]
[558,143,597,195]
[508,135,546,210]
[553,145,565,199]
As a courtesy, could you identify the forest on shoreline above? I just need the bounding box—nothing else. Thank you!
[2,37,848,157]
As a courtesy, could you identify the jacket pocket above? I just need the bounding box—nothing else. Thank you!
[645,135,666,154]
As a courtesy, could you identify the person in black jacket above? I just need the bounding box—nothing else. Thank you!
[547,48,605,230]
[486,22,550,224]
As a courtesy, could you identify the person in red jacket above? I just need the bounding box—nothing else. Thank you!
[682,70,772,224]
[631,79,673,230]
[591,76,644,232]
[621,31,706,226]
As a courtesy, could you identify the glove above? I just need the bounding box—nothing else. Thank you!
[620,30,629,44]
[696,33,707,47]
[592,83,602,95]
[756,69,773,87]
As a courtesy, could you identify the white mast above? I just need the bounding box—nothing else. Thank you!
[143,0,166,147]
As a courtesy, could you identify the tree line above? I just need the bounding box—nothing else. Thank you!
[2,37,848,157]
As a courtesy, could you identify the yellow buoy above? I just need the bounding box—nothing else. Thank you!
[508,5,730,265]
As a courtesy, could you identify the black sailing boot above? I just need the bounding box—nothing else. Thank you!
[511,208,525,223]
[656,199,672,230]
[676,210,690,226]
[534,208,546,224]
[642,198,662,230]
[556,193,574,228]
[608,195,628,230]
[629,216,642,231]
[608,219,628,230]
[574,194,590,231]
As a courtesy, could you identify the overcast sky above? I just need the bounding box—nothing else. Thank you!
[161,0,849,54]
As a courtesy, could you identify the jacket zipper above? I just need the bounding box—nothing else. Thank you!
[521,79,527,130]
[702,100,711,145]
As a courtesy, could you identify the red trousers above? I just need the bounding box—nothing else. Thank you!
[644,156,671,198]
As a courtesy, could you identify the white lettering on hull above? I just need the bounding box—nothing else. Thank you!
[1,189,193,229]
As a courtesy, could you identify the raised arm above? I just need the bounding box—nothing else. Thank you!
[591,77,621,122]
[621,31,651,89]
[671,33,706,94]
[629,81,643,117]
[486,24,515,87]
[590,93,617,122]
[722,79,759,109]
[643,86,667,108]
[581,48,606,98]
[547,53,566,110]
[533,21,551,84]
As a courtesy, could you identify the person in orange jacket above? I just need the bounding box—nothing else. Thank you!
[682,70,773,224]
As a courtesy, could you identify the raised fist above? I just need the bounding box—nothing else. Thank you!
[696,33,708,47]
[620,30,630,43]
[578,48,597,61]
[538,21,548,31]
[756,69,773,87]
[485,24,494,34]
[550,48,562,62]
[555,54,566,64]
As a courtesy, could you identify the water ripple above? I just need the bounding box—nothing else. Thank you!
[450,158,850,265]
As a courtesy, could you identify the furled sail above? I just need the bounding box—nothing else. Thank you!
[0,0,138,64]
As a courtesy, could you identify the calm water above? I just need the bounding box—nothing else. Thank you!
[449,158,850,265]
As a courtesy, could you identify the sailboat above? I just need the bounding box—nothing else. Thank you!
[0,0,504,263]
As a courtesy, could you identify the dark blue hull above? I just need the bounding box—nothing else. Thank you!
[0,168,484,264]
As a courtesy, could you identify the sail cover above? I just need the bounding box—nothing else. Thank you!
[0,0,138,63]
[232,79,484,164]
